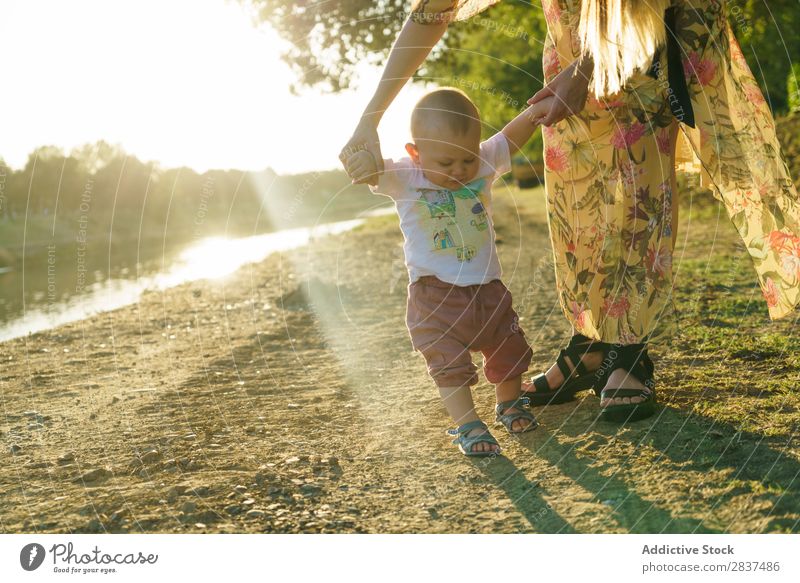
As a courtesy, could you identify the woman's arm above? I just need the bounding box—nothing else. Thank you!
[340,17,448,183]
[360,18,448,125]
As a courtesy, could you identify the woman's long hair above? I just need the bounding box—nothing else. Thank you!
[578,0,671,96]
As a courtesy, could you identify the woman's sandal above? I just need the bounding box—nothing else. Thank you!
[596,343,657,422]
[446,420,501,457]
[523,334,610,406]
[495,397,539,434]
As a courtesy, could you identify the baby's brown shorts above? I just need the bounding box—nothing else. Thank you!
[406,276,532,387]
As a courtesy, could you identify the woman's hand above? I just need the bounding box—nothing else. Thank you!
[339,118,382,184]
[528,57,592,126]
[343,150,380,186]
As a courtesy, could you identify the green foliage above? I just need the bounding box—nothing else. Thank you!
[426,1,547,160]
[774,110,800,186]
[787,63,800,112]
[252,0,547,158]
[727,0,800,113]
[252,0,800,151]
[244,0,410,91]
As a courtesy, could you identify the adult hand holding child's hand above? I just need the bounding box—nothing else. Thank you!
[528,58,592,126]
[344,150,379,186]
[339,119,382,185]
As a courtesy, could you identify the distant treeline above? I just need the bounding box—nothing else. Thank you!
[0,142,378,251]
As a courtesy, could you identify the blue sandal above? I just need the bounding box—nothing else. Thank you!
[495,397,539,434]
[446,420,500,457]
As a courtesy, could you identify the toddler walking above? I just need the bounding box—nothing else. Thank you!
[345,88,550,456]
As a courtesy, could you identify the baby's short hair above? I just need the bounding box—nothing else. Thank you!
[411,88,481,139]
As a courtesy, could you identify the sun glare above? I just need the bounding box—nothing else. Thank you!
[0,0,425,174]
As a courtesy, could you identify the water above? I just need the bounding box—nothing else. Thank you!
[0,217,375,342]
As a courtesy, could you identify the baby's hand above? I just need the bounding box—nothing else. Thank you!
[345,149,380,185]
[525,95,556,125]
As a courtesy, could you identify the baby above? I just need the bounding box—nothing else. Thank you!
[346,88,550,456]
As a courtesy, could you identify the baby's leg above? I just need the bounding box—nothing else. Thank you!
[417,342,498,454]
[438,384,479,426]
[421,343,497,454]
[407,279,497,454]
[479,281,535,432]
[495,376,523,403]
[438,385,498,454]
[494,376,535,432]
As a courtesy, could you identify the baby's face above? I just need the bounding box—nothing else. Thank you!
[408,125,481,190]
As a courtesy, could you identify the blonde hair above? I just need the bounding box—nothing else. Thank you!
[578,0,671,96]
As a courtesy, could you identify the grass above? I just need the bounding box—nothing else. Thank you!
[648,184,800,452]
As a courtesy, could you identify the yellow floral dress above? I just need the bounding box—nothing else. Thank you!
[416,0,800,343]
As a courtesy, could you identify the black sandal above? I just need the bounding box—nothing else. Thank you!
[597,343,657,422]
[522,334,610,406]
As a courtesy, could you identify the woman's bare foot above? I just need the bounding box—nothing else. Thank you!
[599,368,651,408]
[523,350,604,393]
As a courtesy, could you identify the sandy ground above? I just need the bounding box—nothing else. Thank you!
[1,186,799,533]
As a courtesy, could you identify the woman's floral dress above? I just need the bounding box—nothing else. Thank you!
[418,0,800,343]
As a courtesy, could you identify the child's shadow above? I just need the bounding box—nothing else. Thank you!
[523,396,800,533]
[469,454,579,533]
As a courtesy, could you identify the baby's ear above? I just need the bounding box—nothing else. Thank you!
[405,142,420,163]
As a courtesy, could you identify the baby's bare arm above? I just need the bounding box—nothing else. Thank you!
[526,95,555,122]
[500,97,552,155]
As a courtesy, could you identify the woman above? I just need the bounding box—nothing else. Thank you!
[341,0,800,421]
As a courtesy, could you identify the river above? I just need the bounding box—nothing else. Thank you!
[0,211,392,342]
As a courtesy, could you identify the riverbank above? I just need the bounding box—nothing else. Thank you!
[1,183,798,533]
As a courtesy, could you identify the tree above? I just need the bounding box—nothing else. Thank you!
[247,0,410,92]
[250,0,547,158]
[251,0,800,118]
[71,141,126,174]
[788,63,800,112]
[22,146,67,216]
[424,1,548,159]
[728,0,800,113]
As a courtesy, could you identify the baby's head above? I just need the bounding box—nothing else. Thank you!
[406,88,481,189]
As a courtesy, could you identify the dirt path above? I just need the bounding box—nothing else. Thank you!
[1,187,799,533]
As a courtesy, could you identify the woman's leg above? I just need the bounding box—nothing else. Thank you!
[671,123,680,251]
[600,121,680,407]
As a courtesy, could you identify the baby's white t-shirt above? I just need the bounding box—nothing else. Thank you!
[369,132,512,286]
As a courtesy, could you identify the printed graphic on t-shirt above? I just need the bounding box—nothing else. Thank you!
[416,177,489,263]
[368,133,510,285]
[470,201,488,231]
[418,188,456,221]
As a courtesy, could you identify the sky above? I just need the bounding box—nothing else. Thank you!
[0,0,427,175]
